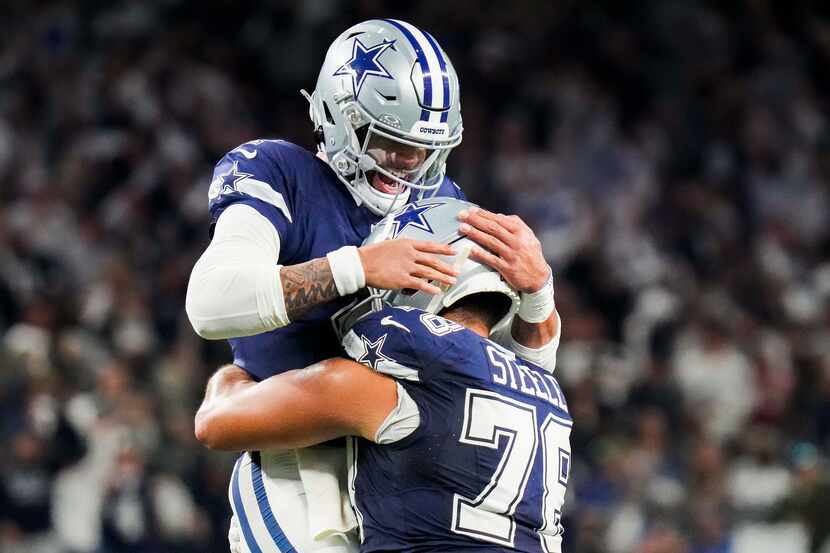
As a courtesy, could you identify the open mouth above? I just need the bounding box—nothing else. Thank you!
[370,171,408,195]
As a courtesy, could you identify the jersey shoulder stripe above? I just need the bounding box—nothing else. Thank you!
[208,140,300,235]
[344,306,469,381]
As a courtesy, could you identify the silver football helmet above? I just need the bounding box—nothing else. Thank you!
[302,19,463,216]
[332,198,519,339]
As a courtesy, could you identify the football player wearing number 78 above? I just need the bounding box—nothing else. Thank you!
[195,200,572,552]
[185,18,560,552]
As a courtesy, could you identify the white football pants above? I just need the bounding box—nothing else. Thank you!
[227,449,358,553]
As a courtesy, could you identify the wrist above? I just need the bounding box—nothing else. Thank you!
[518,268,554,323]
[521,266,553,295]
[326,246,366,296]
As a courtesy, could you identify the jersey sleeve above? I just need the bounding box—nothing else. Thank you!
[207,140,298,251]
[342,307,464,382]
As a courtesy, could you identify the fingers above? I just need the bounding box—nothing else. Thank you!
[415,252,459,278]
[469,246,508,272]
[412,264,457,287]
[461,207,501,223]
[460,207,524,233]
[412,240,456,256]
[459,222,511,256]
[405,277,441,295]
[459,212,513,244]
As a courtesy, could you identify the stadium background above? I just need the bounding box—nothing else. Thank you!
[3,1,830,552]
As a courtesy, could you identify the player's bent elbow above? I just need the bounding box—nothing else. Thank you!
[187,318,213,340]
[185,267,287,339]
[185,284,224,340]
[184,287,242,340]
[194,408,235,451]
[184,261,244,340]
[186,313,227,341]
[193,410,217,448]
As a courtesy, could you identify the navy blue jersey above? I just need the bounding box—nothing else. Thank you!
[207,139,465,380]
[342,306,572,553]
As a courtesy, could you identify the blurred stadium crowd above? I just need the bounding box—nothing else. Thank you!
[3,1,830,552]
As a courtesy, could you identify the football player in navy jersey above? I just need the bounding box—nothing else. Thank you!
[185,19,559,379]
[185,18,561,553]
[195,199,571,552]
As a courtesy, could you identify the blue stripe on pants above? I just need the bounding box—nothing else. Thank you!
[251,451,297,553]
[232,455,263,553]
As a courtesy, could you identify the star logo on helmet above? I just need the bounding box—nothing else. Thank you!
[391,203,441,238]
[214,161,252,195]
[333,37,396,98]
[357,334,394,370]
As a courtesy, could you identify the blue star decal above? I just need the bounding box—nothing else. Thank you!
[333,37,396,98]
[216,161,252,194]
[391,203,441,238]
[357,334,394,370]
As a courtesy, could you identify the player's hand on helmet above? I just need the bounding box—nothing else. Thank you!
[359,239,459,295]
[458,207,550,293]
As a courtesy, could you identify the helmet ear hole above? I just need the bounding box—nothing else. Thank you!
[322,101,336,124]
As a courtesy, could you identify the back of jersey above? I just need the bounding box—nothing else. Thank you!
[342,306,572,553]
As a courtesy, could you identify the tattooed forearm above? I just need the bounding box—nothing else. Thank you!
[280,257,340,320]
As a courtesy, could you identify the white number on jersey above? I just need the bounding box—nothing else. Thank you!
[420,313,464,336]
[451,389,572,549]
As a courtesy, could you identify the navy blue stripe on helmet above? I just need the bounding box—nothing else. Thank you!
[251,451,298,553]
[383,19,431,121]
[231,456,263,553]
[422,31,450,122]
